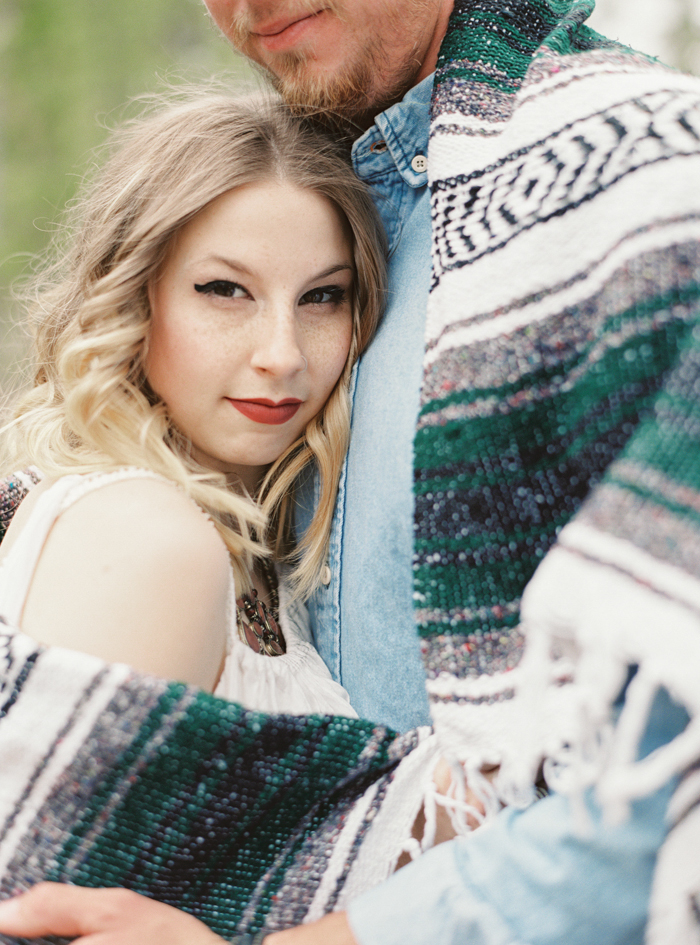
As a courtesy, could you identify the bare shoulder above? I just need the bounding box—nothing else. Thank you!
[55,476,229,571]
[21,475,232,690]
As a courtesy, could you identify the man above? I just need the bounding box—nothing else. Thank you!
[1,1,699,943]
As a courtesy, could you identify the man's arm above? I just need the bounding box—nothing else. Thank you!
[345,686,688,945]
[0,687,686,945]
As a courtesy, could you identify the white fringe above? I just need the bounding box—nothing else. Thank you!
[506,524,700,944]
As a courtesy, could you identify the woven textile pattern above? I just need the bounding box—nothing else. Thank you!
[0,472,39,545]
[414,0,700,757]
[0,629,416,943]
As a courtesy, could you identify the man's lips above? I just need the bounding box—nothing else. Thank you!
[226,398,302,425]
[253,9,327,53]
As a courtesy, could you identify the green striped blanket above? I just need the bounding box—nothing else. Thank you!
[0,625,434,942]
[415,2,700,941]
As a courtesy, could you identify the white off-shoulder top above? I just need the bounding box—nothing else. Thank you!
[0,469,356,718]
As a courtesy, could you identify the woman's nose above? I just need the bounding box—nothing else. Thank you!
[249,306,307,377]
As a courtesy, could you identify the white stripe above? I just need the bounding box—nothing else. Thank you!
[522,536,700,729]
[431,69,700,180]
[427,667,520,700]
[515,68,700,140]
[14,469,41,491]
[0,648,129,877]
[425,177,700,365]
[559,520,700,613]
[519,538,700,812]
[304,780,380,922]
[431,111,508,140]
[0,633,41,714]
[431,698,522,759]
[336,731,441,908]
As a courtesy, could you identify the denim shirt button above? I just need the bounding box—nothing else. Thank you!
[411,153,428,173]
[321,565,332,586]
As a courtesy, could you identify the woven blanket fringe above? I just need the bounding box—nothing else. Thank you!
[492,530,700,943]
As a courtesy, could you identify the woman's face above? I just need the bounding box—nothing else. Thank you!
[146,180,354,491]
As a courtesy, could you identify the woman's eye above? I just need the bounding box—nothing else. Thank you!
[300,285,348,306]
[194,280,249,299]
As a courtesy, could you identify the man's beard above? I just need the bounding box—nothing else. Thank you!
[227,2,429,131]
[267,44,419,131]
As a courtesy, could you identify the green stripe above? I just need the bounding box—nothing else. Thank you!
[415,380,654,497]
[415,316,693,495]
[412,306,698,632]
[418,285,699,421]
[540,0,596,56]
[623,392,700,494]
[607,470,700,532]
[438,3,564,80]
[54,690,395,935]
[414,555,542,635]
[48,681,191,880]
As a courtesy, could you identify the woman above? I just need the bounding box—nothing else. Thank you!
[0,92,472,941]
[0,92,386,717]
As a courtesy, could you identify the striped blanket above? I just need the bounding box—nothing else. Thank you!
[2,2,700,942]
[416,1,700,941]
[0,624,437,942]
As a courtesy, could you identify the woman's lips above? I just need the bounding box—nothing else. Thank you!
[227,398,302,425]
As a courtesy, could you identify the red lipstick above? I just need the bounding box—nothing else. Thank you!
[227,398,302,425]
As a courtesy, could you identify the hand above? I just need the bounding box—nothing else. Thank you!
[265,912,358,945]
[395,757,497,869]
[432,757,500,838]
[0,883,226,944]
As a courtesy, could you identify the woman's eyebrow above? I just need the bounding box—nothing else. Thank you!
[197,260,352,281]
[312,264,354,280]
[205,255,254,276]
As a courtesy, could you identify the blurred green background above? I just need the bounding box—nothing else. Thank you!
[1,0,698,396]
[0,0,254,389]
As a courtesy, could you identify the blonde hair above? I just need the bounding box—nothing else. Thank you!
[4,91,387,598]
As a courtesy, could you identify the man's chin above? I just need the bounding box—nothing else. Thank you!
[224,6,421,130]
[269,67,376,131]
[265,52,417,134]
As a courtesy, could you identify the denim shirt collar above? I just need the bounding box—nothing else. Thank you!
[351,73,433,189]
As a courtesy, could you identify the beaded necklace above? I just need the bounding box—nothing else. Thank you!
[236,558,286,656]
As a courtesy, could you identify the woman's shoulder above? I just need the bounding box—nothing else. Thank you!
[20,469,232,688]
[59,470,225,552]
[48,471,231,591]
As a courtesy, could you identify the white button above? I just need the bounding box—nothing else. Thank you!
[321,565,332,586]
[411,154,428,173]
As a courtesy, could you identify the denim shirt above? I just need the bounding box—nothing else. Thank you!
[299,76,434,731]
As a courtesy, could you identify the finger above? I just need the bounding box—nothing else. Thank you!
[0,884,142,937]
[265,912,358,945]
